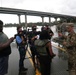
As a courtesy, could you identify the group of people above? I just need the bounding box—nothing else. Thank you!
[14,24,56,75]
[0,19,76,75]
[27,25,56,75]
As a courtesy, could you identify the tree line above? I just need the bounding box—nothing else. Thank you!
[4,22,55,27]
[4,17,76,27]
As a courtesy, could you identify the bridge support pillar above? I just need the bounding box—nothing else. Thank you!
[25,15,27,29]
[54,17,58,25]
[49,17,52,25]
[18,14,21,25]
[41,16,44,25]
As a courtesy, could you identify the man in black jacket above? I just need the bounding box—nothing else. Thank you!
[27,25,40,70]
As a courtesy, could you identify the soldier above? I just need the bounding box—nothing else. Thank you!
[45,25,54,39]
[63,23,76,75]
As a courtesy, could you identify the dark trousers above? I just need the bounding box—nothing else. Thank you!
[30,46,38,68]
[18,47,26,69]
[38,55,51,75]
[0,56,9,75]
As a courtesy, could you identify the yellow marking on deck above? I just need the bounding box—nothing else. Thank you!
[36,69,41,75]
[26,47,41,75]
[52,44,66,51]
[26,47,33,66]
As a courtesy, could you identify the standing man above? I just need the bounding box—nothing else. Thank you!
[45,25,54,39]
[15,26,28,72]
[27,25,40,70]
[45,25,56,57]
[63,23,76,75]
[0,20,14,75]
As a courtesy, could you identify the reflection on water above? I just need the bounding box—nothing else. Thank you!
[3,27,17,38]
[3,26,57,38]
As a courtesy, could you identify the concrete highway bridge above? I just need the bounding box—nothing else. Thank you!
[0,7,76,27]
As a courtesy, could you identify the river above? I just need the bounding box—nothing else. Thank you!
[3,25,76,39]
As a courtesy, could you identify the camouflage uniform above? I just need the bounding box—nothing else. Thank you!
[65,32,76,74]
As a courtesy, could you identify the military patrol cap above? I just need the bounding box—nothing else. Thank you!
[66,23,74,27]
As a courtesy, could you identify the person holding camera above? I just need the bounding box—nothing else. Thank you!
[15,26,28,73]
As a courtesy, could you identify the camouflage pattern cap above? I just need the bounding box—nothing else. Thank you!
[67,23,74,27]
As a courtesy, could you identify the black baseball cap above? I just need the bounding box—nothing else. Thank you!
[17,25,22,31]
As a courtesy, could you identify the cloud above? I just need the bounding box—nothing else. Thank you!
[14,0,63,13]
[1,0,76,23]
[1,0,24,7]
[59,0,76,16]
[1,0,76,16]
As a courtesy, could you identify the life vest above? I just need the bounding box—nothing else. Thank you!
[34,39,49,56]
[15,33,27,47]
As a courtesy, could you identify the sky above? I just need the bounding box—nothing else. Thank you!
[0,0,76,24]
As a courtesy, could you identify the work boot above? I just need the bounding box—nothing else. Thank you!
[22,67,28,71]
[19,67,28,72]
[69,70,76,75]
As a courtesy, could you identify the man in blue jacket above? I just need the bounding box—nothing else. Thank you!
[15,26,28,73]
